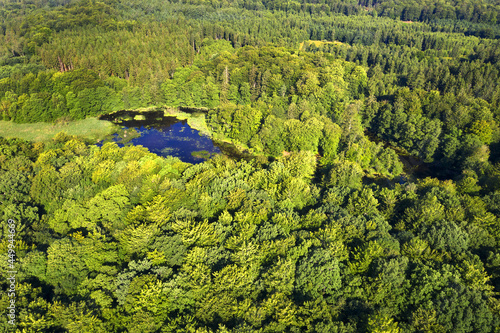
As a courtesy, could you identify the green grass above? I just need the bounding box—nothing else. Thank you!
[0,118,118,142]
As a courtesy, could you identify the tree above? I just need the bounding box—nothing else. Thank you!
[325,159,364,189]
[295,248,342,300]
[86,184,131,232]
[46,232,118,295]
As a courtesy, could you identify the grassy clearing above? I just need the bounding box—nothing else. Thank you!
[0,118,117,142]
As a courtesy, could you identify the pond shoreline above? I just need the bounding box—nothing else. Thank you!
[98,107,257,163]
[100,105,211,135]
[99,105,257,160]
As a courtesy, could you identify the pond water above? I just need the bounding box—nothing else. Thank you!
[99,110,224,164]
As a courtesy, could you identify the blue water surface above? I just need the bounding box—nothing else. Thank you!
[130,122,221,164]
[99,112,222,164]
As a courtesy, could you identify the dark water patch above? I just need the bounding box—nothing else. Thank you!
[127,122,222,164]
[179,106,210,113]
[99,110,177,128]
[98,110,252,164]
[364,130,455,181]
[212,139,255,162]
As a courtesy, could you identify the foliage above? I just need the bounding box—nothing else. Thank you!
[0,0,500,331]
[0,134,498,331]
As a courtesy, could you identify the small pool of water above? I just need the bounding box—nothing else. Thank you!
[99,110,222,164]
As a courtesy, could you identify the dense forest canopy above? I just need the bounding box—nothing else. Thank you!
[0,0,500,331]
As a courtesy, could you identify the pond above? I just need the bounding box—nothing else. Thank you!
[99,110,225,164]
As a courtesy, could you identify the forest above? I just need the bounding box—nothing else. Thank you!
[0,0,500,331]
